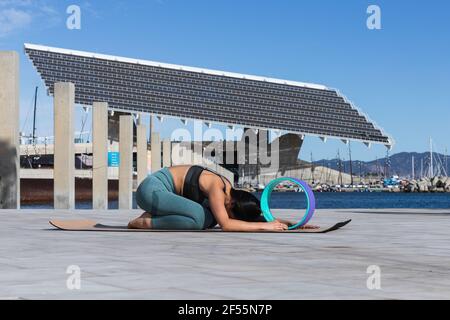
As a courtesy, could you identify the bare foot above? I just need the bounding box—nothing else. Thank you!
[128,212,152,229]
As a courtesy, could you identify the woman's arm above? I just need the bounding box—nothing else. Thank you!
[207,186,288,232]
[221,216,288,232]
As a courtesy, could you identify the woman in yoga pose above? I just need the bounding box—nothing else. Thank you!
[128,165,318,231]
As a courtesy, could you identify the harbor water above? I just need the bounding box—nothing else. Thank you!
[22,192,450,210]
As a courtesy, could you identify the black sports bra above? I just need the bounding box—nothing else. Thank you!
[182,165,227,204]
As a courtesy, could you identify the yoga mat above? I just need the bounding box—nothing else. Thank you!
[49,219,351,233]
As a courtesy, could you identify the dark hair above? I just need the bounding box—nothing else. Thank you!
[230,189,263,222]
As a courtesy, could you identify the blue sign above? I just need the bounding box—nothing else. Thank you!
[108,152,120,167]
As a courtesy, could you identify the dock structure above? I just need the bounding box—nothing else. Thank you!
[1,209,450,299]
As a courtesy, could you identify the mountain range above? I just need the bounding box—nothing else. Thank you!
[312,152,449,178]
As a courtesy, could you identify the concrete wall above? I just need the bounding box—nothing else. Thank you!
[0,52,20,209]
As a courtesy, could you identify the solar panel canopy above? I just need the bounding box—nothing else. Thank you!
[24,43,392,146]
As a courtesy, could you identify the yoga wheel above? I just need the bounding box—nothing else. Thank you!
[260,177,316,230]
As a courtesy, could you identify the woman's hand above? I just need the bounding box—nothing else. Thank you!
[275,219,320,230]
[298,224,320,230]
[262,220,289,231]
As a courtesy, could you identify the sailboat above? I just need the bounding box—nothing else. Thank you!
[427,138,448,178]
[21,86,42,169]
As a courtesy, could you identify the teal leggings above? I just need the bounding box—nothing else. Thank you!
[135,168,216,230]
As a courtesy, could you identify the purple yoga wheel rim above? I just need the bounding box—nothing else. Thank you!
[260,177,316,230]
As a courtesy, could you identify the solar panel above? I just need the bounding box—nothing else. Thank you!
[24,43,392,146]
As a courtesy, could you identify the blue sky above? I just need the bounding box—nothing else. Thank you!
[1,0,449,161]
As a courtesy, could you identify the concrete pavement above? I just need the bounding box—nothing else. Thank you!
[1,208,450,299]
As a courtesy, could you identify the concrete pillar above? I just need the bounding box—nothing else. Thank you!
[0,52,20,209]
[137,123,148,185]
[92,102,108,210]
[119,115,133,209]
[151,132,161,172]
[170,143,184,166]
[193,143,203,165]
[162,139,171,167]
[257,129,269,179]
[53,82,75,209]
[148,114,154,169]
[148,114,154,141]
[136,113,142,126]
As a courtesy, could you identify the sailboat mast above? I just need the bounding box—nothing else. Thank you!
[420,158,423,179]
[32,86,38,145]
[348,142,353,185]
[359,161,362,184]
[375,156,379,180]
[384,150,390,178]
[446,148,448,177]
[337,150,343,186]
[430,137,434,178]
[412,155,415,180]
